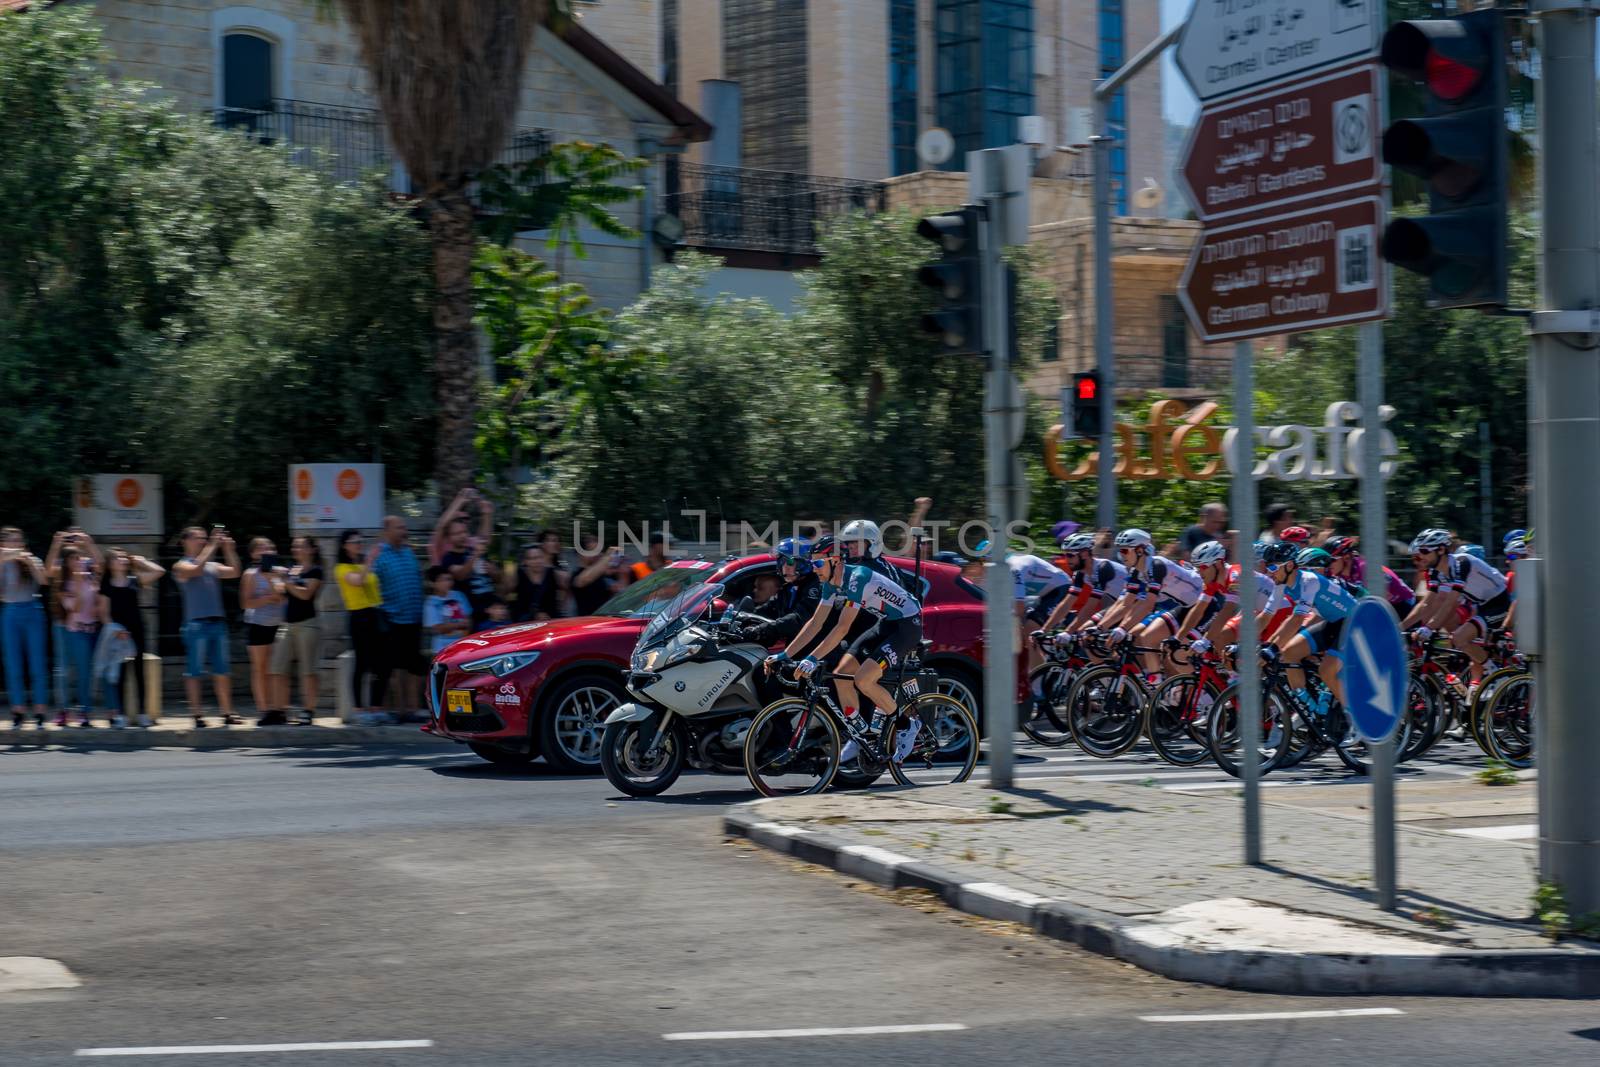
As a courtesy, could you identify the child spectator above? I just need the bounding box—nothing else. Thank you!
[422,566,471,656]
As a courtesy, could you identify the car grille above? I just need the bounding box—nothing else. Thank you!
[445,708,505,734]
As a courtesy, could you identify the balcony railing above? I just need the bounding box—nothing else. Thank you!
[664,162,887,256]
[214,99,551,189]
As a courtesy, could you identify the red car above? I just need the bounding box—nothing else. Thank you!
[426,553,987,771]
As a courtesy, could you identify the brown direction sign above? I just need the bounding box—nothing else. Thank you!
[1179,196,1386,343]
[1179,63,1380,223]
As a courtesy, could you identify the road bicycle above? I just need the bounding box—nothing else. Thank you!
[1144,645,1233,767]
[1020,631,1092,748]
[1063,634,1163,759]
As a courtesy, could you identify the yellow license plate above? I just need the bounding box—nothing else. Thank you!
[446,689,474,716]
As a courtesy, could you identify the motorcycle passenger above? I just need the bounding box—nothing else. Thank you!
[765,539,925,764]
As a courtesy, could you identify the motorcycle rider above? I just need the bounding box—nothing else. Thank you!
[742,538,826,705]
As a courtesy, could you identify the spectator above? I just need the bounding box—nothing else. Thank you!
[1311,516,1339,547]
[629,532,670,583]
[1259,503,1296,543]
[91,609,137,729]
[513,543,563,621]
[571,532,626,616]
[173,525,243,728]
[478,598,511,631]
[1,527,49,729]
[272,536,324,726]
[1181,503,1228,557]
[752,573,782,608]
[433,489,499,625]
[371,515,425,720]
[50,533,102,728]
[241,537,289,725]
[99,547,163,726]
[423,566,472,655]
[334,530,385,725]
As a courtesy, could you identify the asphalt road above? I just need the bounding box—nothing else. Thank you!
[0,743,1593,1066]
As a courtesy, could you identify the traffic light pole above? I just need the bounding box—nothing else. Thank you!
[980,165,1017,790]
[1530,0,1600,915]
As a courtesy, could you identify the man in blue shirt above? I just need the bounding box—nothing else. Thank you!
[372,514,424,718]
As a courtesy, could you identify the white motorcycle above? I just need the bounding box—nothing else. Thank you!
[600,583,771,797]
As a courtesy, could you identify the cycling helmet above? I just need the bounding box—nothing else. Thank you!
[774,537,813,574]
[1114,528,1153,549]
[1060,532,1096,553]
[1504,539,1530,562]
[1461,543,1487,561]
[973,538,991,556]
[1410,528,1452,553]
[1279,525,1311,545]
[811,534,840,561]
[1502,528,1528,547]
[1324,535,1359,558]
[1191,540,1228,566]
[839,519,883,559]
[1252,539,1269,556]
[1262,540,1300,566]
[1296,547,1333,569]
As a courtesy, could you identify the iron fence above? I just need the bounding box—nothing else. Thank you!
[665,162,887,256]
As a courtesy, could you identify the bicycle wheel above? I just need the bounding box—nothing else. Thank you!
[887,694,980,786]
[744,698,842,798]
[1067,666,1147,759]
[1206,683,1292,778]
[1145,674,1215,767]
[1483,673,1534,769]
[1020,662,1076,747]
[1399,677,1440,763]
[1468,666,1520,754]
[1329,703,1412,775]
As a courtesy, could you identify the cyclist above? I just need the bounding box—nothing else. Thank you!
[839,519,926,600]
[999,545,1072,683]
[1403,527,1511,695]
[1263,544,1358,721]
[1323,535,1417,617]
[1169,540,1238,669]
[1100,528,1204,679]
[1047,532,1128,634]
[764,539,924,764]
[1501,531,1530,637]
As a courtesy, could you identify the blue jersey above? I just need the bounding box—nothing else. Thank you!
[1283,569,1357,622]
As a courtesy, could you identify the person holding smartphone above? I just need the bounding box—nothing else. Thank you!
[571,533,625,616]
[271,536,324,725]
[175,525,243,727]
[1,527,50,729]
[241,537,288,725]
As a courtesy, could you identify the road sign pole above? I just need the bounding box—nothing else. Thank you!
[1359,320,1396,911]
[1230,339,1261,865]
[1531,0,1600,914]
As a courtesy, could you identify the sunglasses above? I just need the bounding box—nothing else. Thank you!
[1264,561,1291,573]
[777,554,806,567]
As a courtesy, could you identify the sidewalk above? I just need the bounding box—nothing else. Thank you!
[0,714,452,749]
[725,778,1600,997]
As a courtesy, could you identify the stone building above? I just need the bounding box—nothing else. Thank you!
[22,0,709,312]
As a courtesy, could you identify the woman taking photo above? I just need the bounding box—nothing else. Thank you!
[272,536,324,725]
[241,537,288,725]
[1,527,50,729]
[48,533,102,728]
[99,547,164,726]
[334,530,384,724]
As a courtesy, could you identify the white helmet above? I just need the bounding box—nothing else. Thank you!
[1060,532,1096,552]
[1114,528,1153,549]
[1409,528,1452,553]
[1191,540,1229,566]
[839,519,883,559]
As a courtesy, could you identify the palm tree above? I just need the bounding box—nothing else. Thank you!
[336,0,570,496]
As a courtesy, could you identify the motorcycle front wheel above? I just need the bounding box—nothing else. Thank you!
[600,717,686,798]
[745,699,841,798]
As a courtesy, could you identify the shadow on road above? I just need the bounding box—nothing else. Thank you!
[429,760,596,781]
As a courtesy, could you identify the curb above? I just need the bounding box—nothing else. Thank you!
[724,805,1600,998]
[0,725,455,750]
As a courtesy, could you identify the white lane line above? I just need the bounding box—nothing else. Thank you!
[1139,1008,1405,1024]
[75,1040,434,1057]
[664,1023,968,1041]
[1446,823,1537,840]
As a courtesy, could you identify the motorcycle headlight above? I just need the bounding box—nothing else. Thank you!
[460,651,542,678]
[657,642,703,670]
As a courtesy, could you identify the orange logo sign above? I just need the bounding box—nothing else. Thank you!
[336,468,363,501]
[76,478,94,509]
[115,478,142,508]
[295,468,314,501]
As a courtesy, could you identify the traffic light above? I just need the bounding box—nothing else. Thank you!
[1071,371,1102,439]
[1378,9,1509,310]
[915,206,984,356]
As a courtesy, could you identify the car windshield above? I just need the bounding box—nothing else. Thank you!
[594,566,711,620]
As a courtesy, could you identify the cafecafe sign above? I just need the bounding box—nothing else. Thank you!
[1044,399,1399,483]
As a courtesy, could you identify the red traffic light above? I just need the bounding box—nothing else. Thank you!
[1425,50,1482,102]
[1076,377,1097,401]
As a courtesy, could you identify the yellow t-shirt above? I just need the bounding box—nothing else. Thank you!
[334,563,382,612]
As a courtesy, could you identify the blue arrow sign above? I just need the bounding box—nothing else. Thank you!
[1340,596,1408,744]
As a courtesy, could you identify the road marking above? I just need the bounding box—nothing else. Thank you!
[1447,823,1537,840]
[1139,1008,1405,1024]
[75,1040,434,1057]
[663,1023,968,1041]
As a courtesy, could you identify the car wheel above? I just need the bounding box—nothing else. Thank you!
[468,741,535,767]
[539,674,626,773]
[934,665,982,732]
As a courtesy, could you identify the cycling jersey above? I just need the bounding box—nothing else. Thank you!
[1129,556,1203,607]
[1223,564,1275,607]
[1282,569,1358,622]
[1381,566,1416,611]
[1434,551,1508,606]
[1007,554,1071,601]
[820,564,922,621]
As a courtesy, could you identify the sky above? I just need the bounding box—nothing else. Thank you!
[1160,0,1199,127]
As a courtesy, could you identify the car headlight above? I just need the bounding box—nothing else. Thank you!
[461,651,542,677]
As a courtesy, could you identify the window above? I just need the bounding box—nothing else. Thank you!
[936,0,1034,166]
[723,0,809,172]
[1160,295,1189,389]
[221,32,274,127]
[890,0,919,174]
[1098,0,1127,214]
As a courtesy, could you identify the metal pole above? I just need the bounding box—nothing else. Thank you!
[982,160,1016,789]
[1360,321,1396,911]
[1230,339,1261,865]
[1478,421,1493,549]
[1531,0,1600,914]
[1092,115,1116,532]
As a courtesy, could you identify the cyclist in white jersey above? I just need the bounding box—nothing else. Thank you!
[1004,550,1071,682]
[1402,527,1511,691]
[1100,528,1203,678]
[1046,532,1129,634]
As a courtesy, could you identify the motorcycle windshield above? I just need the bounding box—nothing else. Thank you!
[638,582,724,648]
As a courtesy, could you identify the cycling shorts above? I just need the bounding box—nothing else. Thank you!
[1465,589,1512,633]
[846,615,924,671]
[1139,599,1182,633]
[1301,618,1346,658]
[1026,584,1069,626]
